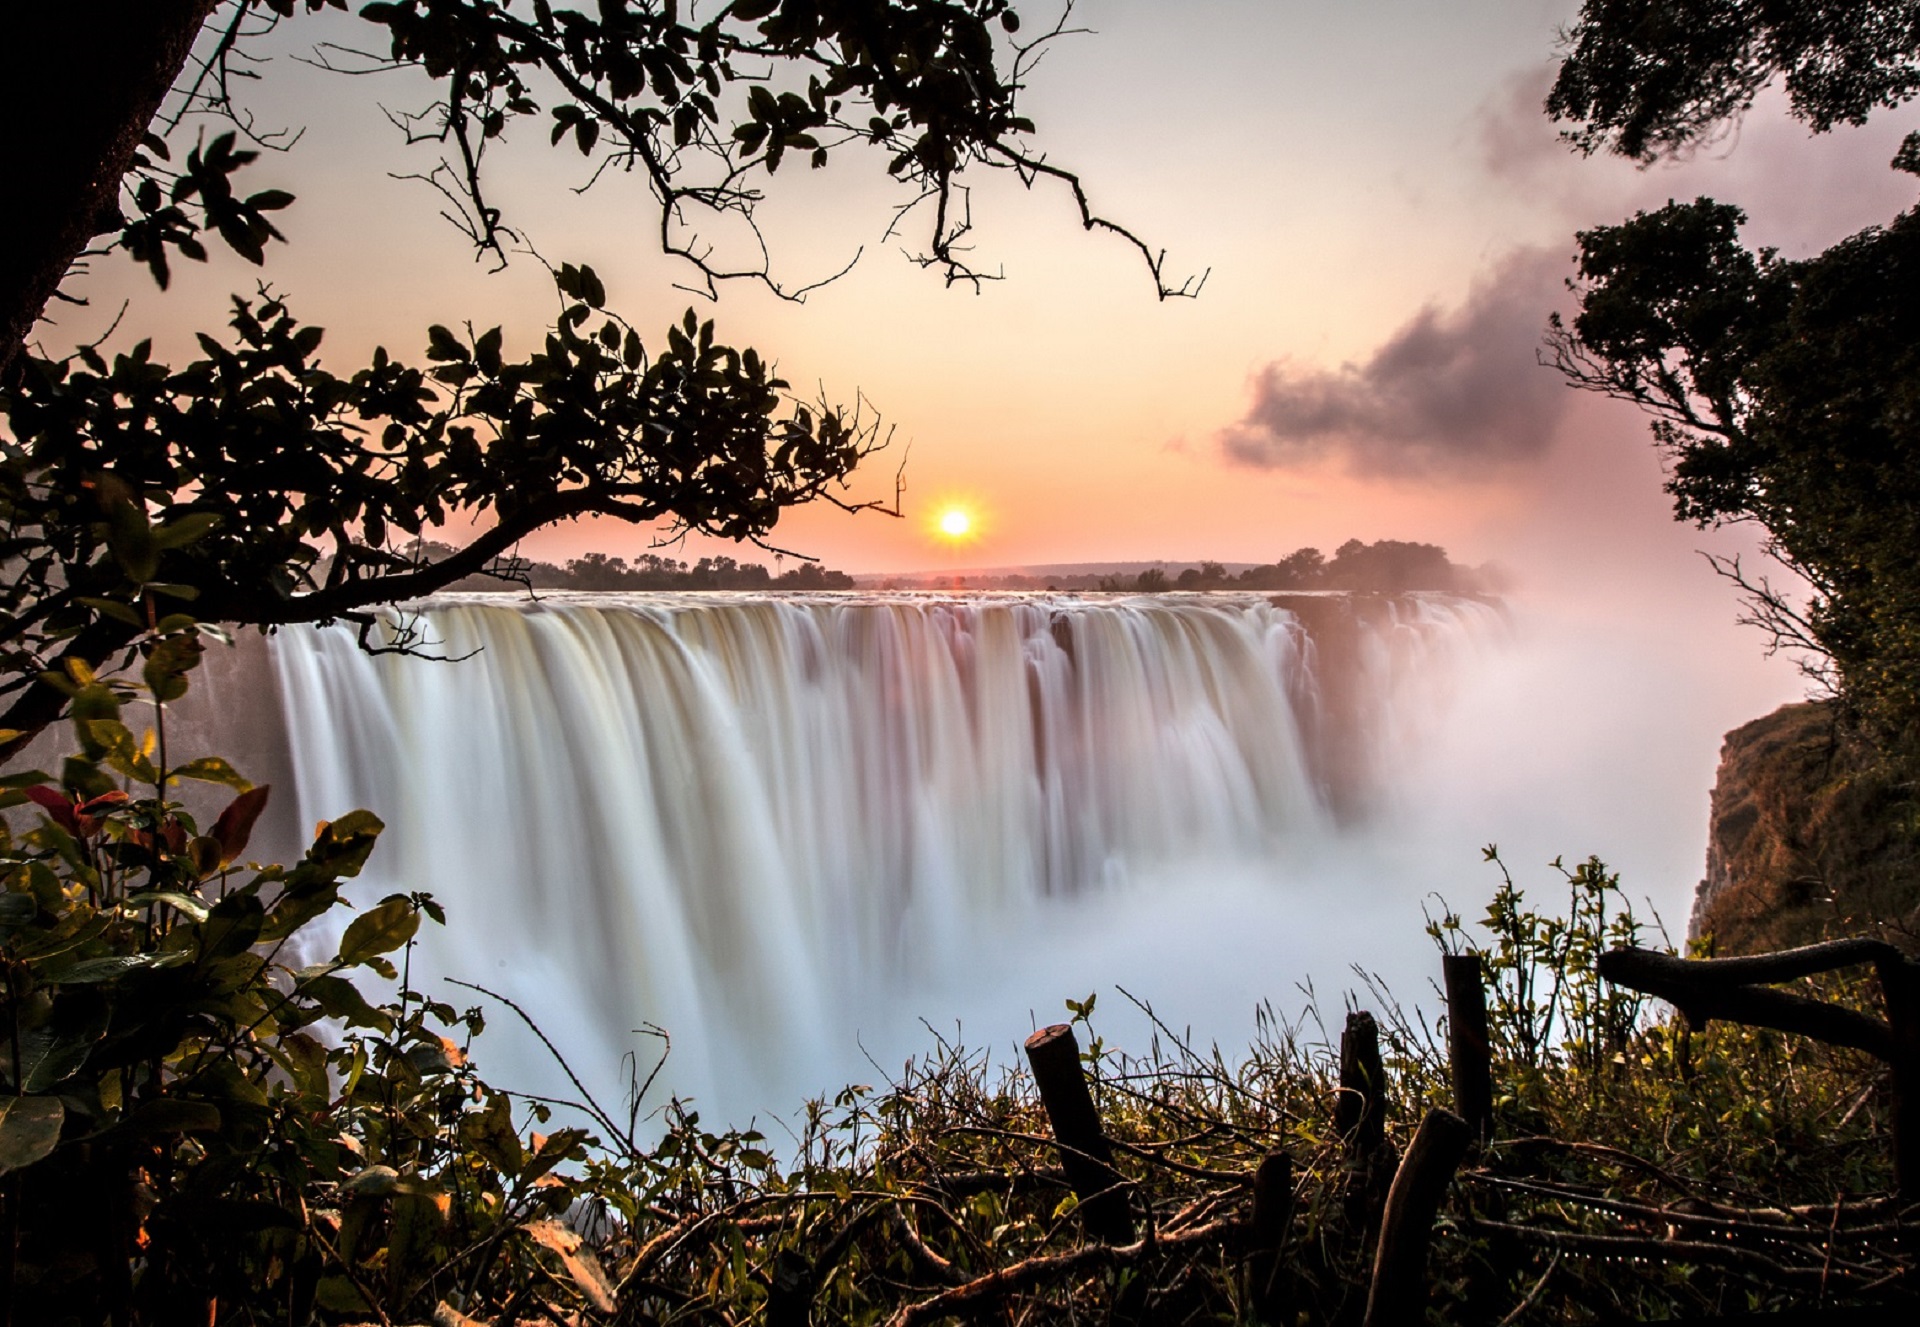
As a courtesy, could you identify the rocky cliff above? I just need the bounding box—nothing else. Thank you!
[1692,701,1920,952]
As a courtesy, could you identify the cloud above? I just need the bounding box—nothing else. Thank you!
[1221,247,1574,479]
[1478,63,1571,190]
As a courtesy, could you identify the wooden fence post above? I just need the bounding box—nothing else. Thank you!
[765,1249,812,1327]
[1024,1024,1134,1243]
[1875,953,1920,1201]
[1361,1108,1473,1327]
[1245,1152,1293,1325]
[1443,954,1494,1142]
[1336,1011,1387,1162]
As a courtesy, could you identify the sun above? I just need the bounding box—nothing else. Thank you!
[938,507,972,538]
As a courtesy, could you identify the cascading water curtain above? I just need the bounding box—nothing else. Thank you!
[271,592,1499,1118]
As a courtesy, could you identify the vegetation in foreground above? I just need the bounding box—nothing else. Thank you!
[0,586,1910,1324]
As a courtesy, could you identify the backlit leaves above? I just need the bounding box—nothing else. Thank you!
[337,895,421,965]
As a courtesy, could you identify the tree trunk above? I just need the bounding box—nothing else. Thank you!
[0,0,221,376]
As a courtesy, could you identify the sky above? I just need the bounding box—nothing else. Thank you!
[49,0,1913,582]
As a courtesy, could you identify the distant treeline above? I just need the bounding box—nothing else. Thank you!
[880,540,1499,594]
[426,544,857,592]
[415,537,1489,595]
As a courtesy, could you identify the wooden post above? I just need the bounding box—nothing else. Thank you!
[1246,1152,1293,1325]
[1361,1108,1473,1327]
[1443,954,1494,1142]
[1024,1024,1134,1243]
[1875,953,1920,1202]
[1337,1011,1386,1161]
[765,1249,812,1327]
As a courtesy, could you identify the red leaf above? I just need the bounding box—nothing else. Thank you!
[24,786,79,836]
[211,785,271,865]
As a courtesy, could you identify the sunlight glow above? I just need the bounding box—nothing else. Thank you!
[938,507,972,538]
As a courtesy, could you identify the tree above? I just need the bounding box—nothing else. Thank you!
[1547,0,1920,168]
[1547,0,1920,756]
[0,0,1185,757]
[1550,199,1920,744]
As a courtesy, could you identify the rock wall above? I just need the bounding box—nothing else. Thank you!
[1692,701,1920,952]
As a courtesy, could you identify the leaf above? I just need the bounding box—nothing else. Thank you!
[518,1127,588,1187]
[171,756,251,791]
[121,1098,222,1136]
[474,325,503,375]
[308,809,384,876]
[212,784,272,863]
[123,890,210,922]
[337,897,418,965]
[342,1163,402,1197]
[426,324,469,363]
[75,596,144,626]
[0,1097,64,1174]
[458,1091,523,1174]
[53,953,184,984]
[200,892,264,961]
[260,884,341,943]
[144,582,200,600]
[23,785,79,835]
[20,995,109,1091]
[153,511,221,549]
[142,631,204,703]
[523,1218,617,1314]
[0,894,37,932]
[300,974,391,1032]
[579,265,606,309]
[314,1275,370,1314]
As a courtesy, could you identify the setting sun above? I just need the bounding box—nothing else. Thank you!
[938,507,972,538]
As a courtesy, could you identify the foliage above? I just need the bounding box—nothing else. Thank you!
[1075,540,1491,595]
[1548,0,1920,167]
[1549,199,1920,758]
[117,0,1194,301]
[1430,848,1649,1077]
[0,274,880,744]
[427,543,858,591]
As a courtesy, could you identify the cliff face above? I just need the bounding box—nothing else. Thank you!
[1692,701,1920,952]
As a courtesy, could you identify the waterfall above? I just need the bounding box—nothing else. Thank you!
[268,591,1500,1119]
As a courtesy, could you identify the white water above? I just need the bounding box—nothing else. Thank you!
[269,591,1501,1122]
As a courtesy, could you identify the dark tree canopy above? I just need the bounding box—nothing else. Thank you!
[1548,0,1920,167]
[0,0,1180,757]
[1547,0,1920,766]
[1552,199,1920,745]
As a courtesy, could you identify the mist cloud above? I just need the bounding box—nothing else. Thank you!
[1222,247,1573,479]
